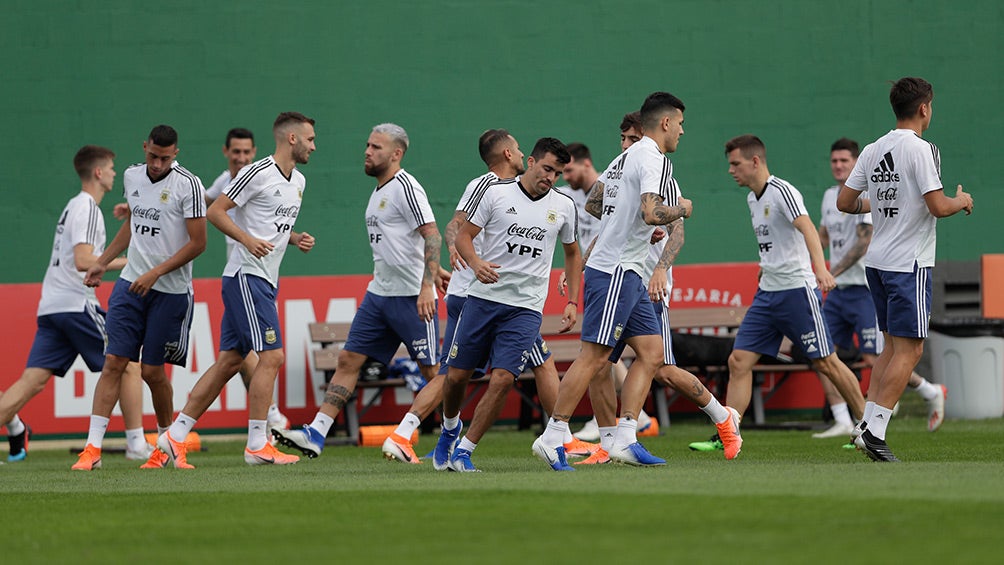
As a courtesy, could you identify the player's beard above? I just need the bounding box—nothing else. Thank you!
[364,161,387,178]
[293,144,311,165]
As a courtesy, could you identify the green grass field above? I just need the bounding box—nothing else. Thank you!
[4,415,1002,564]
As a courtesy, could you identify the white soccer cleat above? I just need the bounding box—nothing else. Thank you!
[812,422,855,439]
[927,384,947,432]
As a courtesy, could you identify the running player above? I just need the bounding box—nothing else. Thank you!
[153,112,317,467]
[814,137,946,440]
[73,125,207,471]
[273,123,445,462]
[435,137,581,472]
[707,134,865,458]
[2,146,150,462]
[837,77,973,461]
[204,127,290,437]
[532,92,694,470]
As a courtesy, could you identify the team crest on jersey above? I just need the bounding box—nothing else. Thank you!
[449,343,458,359]
[298,188,303,200]
[546,210,557,224]
[378,198,387,210]
[763,205,770,217]
[540,341,549,355]
[614,324,624,340]
[159,189,170,204]
[264,328,277,345]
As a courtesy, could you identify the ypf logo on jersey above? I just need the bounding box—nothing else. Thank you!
[800,330,818,354]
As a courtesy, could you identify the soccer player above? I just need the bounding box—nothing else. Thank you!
[433,137,581,472]
[273,123,445,462]
[204,127,290,437]
[705,134,865,457]
[532,92,695,470]
[1,146,151,462]
[837,77,973,461]
[152,112,317,467]
[557,143,601,252]
[72,125,207,471]
[814,137,946,440]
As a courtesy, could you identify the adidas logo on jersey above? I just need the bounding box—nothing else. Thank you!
[506,207,518,215]
[870,152,900,182]
[274,189,282,197]
[131,191,140,197]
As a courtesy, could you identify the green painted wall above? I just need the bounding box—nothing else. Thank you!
[2,0,999,283]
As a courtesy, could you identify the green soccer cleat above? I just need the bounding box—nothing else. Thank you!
[688,433,724,452]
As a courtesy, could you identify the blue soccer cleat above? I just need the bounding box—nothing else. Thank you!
[271,425,325,459]
[609,441,666,466]
[433,422,463,471]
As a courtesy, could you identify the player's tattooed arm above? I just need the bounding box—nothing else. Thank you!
[830,223,872,278]
[417,222,443,287]
[585,180,605,220]
[656,219,685,271]
[641,192,692,225]
[323,384,352,410]
[445,210,468,270]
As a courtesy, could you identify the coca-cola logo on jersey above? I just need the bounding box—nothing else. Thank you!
[275,204,300,218]
[876,187,898,201]
[507,223,547,241]
[132,206,161,220]
[754,224,769,236]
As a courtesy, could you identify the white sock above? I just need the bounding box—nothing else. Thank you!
[457,436,477,453]
[309,413,335,437]
[6,414,25,436]
[913,378,939,401]
[394,412,421,440]
[563,428,574,444]
[700,396,730,424]
[831,402,853,426]
[125,427,146,451]
[613,417,638,449]
[86,415,110,449]
[541,418,568,447]
[443,415,460,431]
[247,419,268,451]
[868,405,893,440]
[862,401,876,426]
[169,412,197,442]
[638,410,652,427]
[598,426,616,451]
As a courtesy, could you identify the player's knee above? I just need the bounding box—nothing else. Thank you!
[728,350,756,375]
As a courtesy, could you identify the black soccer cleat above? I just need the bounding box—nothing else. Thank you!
[854,429,900,463]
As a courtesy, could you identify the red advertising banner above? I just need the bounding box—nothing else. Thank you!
[2,262,829,437]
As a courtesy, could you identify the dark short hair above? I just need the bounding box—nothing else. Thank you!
[147,125,178,148]
[530,137,570,165]
[73,145,115,179]
[478,128,512,166]
[225,127,255,148]
[830,137,860,158]
[725,134,766,160]
[620,111,641,133]
[889,77,933,120]
[273,111,315,133]
[566,142,591,163]
[640,92,686,130]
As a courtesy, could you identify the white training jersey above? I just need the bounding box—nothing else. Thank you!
[641,177,682,290]
[222,156,305,288]
[365,169,437,296]
[747,175,815,291]
[554,185,599,251]
[37,192,104,316]
[466,178,577,312]
[446,171,499,298]
[845,129,942,272]
[587,136,671,276]
[120,162,205,294]
[820,185,871,286]
[206,169,239,248]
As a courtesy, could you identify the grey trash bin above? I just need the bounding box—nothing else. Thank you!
[928,319,1004,419]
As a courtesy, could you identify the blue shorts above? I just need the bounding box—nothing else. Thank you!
[823,285,880,354]
[220,272,282,356]
[609,297,676,365]
[104,278,194,367]
[866,265,932,339]
[445,296,541,378]
[734,285,833,360]
[580,266,660,348]
[439,294,551,375]
[343,292,439,366]
[26,303,107,376]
